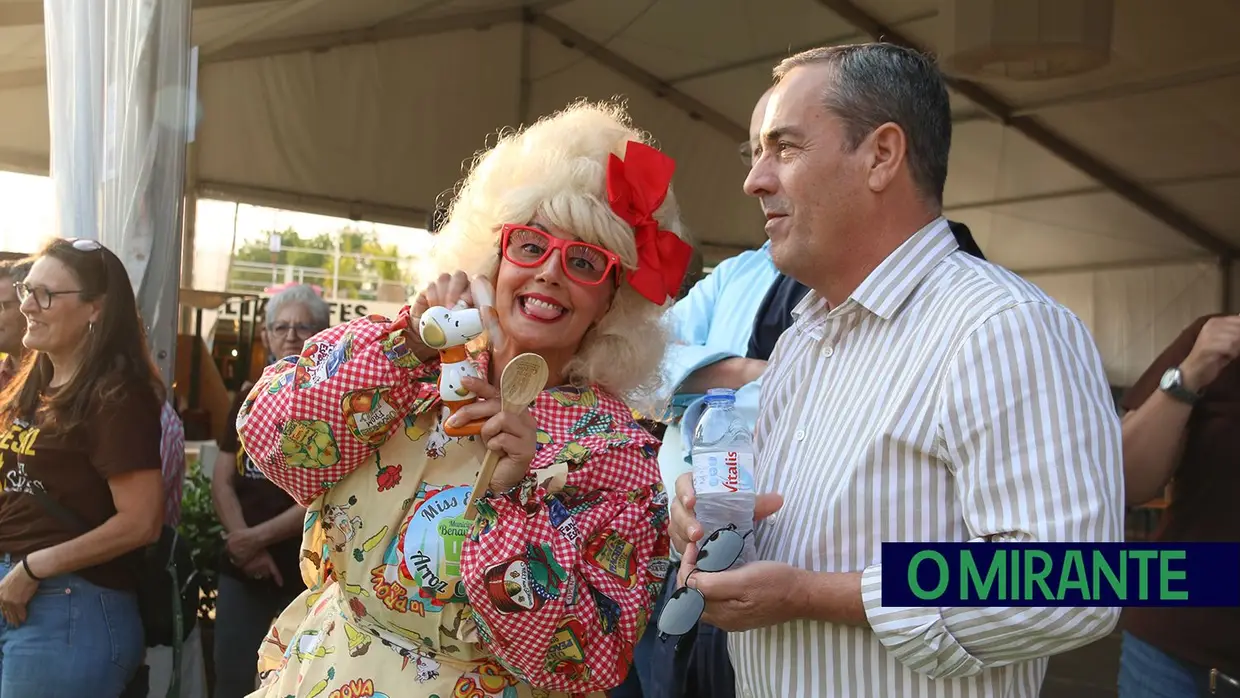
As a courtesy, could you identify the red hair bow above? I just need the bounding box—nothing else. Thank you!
[607,141,693,304]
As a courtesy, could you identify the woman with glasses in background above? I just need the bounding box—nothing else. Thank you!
[210,282,329,698]
[0,238,165,697]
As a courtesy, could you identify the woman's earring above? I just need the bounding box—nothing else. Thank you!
[88,321,95,334]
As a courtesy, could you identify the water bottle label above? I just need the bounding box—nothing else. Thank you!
[691,451,755,495]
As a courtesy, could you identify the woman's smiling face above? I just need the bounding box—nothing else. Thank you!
[493,215,616,359]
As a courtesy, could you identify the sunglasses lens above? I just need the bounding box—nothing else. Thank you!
[656,586,705,639]
[697,528,746,573]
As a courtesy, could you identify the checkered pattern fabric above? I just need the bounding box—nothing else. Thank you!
[460,386,669,692]
[236,308,439,506]
[236,310,672,694]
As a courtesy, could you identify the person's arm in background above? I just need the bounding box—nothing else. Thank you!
[238,504,305,552]
[212,449,249,536]
[25,393,165,580]
[213,392,307,582]
[1120,314,1240,505]
[663,250,768,403]
[212,395,252,538]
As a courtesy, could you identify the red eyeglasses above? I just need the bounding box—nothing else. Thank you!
[500,224,620,286]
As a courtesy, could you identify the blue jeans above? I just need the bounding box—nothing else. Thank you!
[0,557,145,698]
[1118,631,1240,697]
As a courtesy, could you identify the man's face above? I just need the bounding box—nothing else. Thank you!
[0,275,27,355]
[743,65,870,282]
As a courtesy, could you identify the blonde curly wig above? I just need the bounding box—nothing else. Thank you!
[426,99,690,402]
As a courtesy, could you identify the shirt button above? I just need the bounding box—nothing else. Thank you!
[822,345,834,357]
[794,429,806,441]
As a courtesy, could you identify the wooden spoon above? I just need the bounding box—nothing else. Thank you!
[464,352,549,519]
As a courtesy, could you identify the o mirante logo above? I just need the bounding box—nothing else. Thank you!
[880,542,1240,607]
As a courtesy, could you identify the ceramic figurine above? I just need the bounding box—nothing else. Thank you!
[418,305,487,437]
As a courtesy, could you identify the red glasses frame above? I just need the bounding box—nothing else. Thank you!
[500,224,620,286]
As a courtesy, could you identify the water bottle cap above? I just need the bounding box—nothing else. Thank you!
[704,388,736,405]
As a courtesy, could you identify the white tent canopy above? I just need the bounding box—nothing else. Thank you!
[2,0,1238,386]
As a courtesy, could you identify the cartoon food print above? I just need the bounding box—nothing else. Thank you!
[551,442,591,471]
[342,622,372,657]
[590,587,622,635]
[296,334,353,389]
[452,659,520,696]
[483,543,567,614]
[341,387,400,445]
[534,429,553,452]
[374,454,403,492]
[280,419,340,468]
[291,629,334,662]
[322,496,362,553]
[547,386,598,408]
[543,615,591,682]
[379,327,421,369]
[546,498,581,546]
[570,409,614,437]
[585,531,639,587]
[361,526,389,554]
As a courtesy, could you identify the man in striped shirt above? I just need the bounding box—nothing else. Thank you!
[669,43,1124,697]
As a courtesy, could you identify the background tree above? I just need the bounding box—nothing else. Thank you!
[229,226,408,300]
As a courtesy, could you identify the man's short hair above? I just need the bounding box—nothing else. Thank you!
[0,257,34,283]
[774,43,952,206]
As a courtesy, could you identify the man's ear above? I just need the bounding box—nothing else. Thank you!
[865,122,907,194]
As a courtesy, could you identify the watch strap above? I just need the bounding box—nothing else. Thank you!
[1161,368,1201,405]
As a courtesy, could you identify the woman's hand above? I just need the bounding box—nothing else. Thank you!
[0,560,41,627]
[449,375,537,494]
[240,550,285,587]
[225,527,264,566]
[411,271,474,317]
[405,271,475,361]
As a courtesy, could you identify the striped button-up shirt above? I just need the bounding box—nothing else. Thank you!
[729,218,1124,698]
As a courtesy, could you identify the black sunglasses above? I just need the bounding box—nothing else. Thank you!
[656,523,753,641]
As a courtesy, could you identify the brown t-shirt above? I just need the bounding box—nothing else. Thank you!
[218,389,302,588]
[1120,313,1240,675]
[0,387,162,590]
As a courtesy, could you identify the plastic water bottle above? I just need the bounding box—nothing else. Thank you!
[691,388,757,567]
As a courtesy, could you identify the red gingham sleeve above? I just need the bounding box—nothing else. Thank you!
[459,387,670,693]
[235,308,441,506]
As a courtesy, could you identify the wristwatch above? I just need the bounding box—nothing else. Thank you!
[1159,367,1201,405]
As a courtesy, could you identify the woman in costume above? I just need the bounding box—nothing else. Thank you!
[236,100,691,697]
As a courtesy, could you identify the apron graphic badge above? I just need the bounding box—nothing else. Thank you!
[483,542,567,614]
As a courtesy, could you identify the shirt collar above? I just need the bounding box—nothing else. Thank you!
[850,217,956,320]
[789,217,956,328]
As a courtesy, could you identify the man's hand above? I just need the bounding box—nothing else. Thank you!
[1181,315,1240,391]
[669,472,784,556]
[691,561,808,631]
